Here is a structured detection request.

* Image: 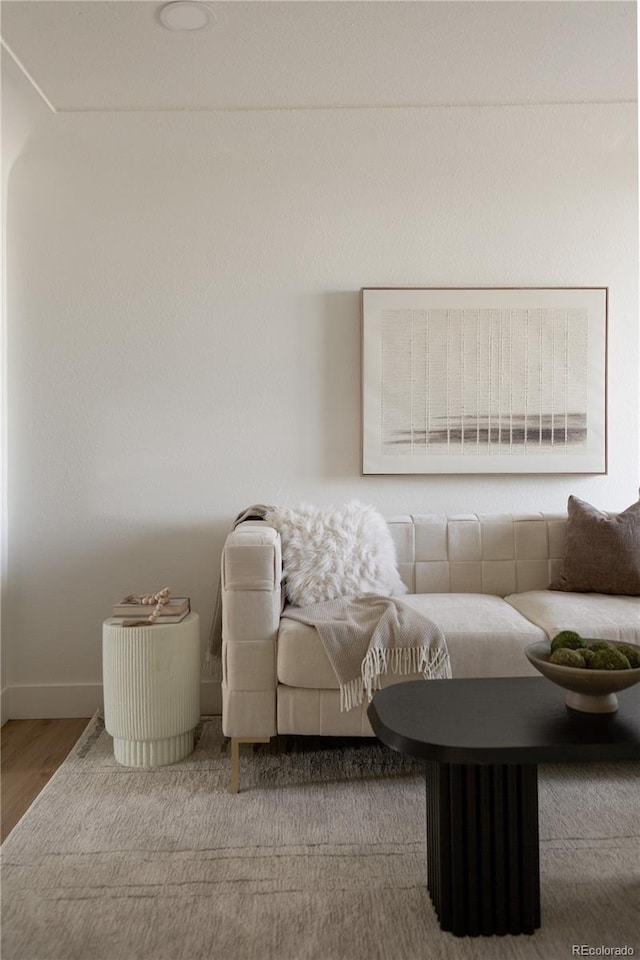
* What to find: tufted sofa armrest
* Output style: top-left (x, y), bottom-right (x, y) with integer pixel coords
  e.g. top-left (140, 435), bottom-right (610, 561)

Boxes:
top-left (221, 523), bottom-right (281, 741)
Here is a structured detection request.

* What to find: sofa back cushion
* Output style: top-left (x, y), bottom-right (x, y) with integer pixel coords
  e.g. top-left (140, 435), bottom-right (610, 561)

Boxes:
top-left (386, 513), bottom-right (567, 596)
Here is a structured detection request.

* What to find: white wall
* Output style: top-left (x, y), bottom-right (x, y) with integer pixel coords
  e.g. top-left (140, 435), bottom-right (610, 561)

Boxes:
top-left (4, 100), bottom-right (638, 716)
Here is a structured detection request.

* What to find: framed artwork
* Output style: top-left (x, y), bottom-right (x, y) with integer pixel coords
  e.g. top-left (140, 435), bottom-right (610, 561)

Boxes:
top-left (361, 287), bottom-right (608, 475)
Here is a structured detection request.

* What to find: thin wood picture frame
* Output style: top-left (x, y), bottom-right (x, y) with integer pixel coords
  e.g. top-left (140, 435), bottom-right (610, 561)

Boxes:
top-left (361, 287), bottom-right (608, 475)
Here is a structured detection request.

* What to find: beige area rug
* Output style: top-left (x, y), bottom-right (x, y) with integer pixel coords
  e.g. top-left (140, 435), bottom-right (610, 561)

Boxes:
top-left (2, 714), bottom-right (639, 960)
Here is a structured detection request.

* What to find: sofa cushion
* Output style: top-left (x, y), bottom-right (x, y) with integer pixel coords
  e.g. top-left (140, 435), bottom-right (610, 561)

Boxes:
top-left (505, 590), bottom-right (640, 643)
top-left (278, 616), bottom-right (340, 689)
top-left (277, 594), bottom-right (543, 688)
top-left (401, 595), bottom-right (543, 678)
top-left (549, 496), bottom-right (640, 595)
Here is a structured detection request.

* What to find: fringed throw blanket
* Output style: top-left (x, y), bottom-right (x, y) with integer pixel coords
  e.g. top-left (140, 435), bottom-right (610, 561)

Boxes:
top-left (282, 596), bottom-right (451, 712)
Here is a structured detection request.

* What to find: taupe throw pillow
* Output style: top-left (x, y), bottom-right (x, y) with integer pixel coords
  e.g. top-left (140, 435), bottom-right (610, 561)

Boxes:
top-left (549, 495), bottom-right (640, 595)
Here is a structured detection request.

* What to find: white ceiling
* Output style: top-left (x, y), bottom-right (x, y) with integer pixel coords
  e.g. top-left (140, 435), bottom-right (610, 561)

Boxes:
top-left (1, 0), bottom-right (637, 113)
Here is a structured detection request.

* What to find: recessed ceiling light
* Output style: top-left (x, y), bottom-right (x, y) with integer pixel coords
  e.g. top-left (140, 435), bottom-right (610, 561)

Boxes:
top-left (159, 1), bottom-right (214, 31)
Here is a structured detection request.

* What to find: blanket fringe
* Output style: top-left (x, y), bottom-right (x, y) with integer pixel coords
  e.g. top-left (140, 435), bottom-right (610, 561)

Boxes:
top-left (340, 644), bottom-right (451, 712)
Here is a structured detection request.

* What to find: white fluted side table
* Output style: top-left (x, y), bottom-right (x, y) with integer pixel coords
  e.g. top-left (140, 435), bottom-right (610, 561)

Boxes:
top-left (103, 613), bottom-right (201, 767)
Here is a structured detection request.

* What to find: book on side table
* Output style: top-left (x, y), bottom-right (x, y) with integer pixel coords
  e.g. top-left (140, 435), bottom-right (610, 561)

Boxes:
top-left (111, 597), bottom-right (190, 617)
top-left (108, 611), bottom-right (191, 625)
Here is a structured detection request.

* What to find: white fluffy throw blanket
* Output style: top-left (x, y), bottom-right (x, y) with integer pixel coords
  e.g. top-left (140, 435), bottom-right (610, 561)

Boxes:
top-left (283, 596), bottom-right (451, 712)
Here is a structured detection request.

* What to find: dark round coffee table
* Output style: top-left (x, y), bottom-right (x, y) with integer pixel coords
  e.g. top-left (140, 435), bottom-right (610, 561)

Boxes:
top-left (367, 676), bottom-right (640, 937)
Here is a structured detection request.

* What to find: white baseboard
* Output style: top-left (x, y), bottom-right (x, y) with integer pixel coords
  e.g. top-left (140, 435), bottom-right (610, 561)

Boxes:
top-left (4, 679), bottom-right (222, 720)
top-left (1, 685), bottom-right (9, 726)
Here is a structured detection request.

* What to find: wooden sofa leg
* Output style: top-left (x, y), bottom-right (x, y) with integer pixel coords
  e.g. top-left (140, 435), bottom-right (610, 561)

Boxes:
top-left (229, 737), bottom-right (271, 794)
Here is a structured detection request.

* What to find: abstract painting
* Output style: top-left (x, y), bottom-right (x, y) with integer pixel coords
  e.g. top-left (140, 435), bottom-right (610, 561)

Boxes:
top-left (361, 288), bottom-right (607, 474)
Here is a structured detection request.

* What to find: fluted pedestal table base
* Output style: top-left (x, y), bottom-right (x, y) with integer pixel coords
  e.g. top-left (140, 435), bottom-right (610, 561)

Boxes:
top-left (103, 613), bottom-right (201, 767)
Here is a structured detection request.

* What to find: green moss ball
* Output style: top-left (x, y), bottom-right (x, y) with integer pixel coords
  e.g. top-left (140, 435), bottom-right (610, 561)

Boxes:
top-left (551, 631), bottom-right (586, 652)
top-left (549, 648), bottom-right (587, 668)
top-left (615, 644), bottom-right (640, 669)
top-left (589, 648), bottom-right (631, 671)
top-left (581, 648), bottom-right (597, 665)
top-left (589, 641), bottom-right (614, 652)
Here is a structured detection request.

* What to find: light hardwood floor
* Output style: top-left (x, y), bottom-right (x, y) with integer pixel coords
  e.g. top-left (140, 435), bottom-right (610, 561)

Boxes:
top-left (1, 718), bottom-right (90, 842)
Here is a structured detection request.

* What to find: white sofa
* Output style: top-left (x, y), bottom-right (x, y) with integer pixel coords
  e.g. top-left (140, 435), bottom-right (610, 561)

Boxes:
top-left (220, 512), bottom-right (640, 790)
